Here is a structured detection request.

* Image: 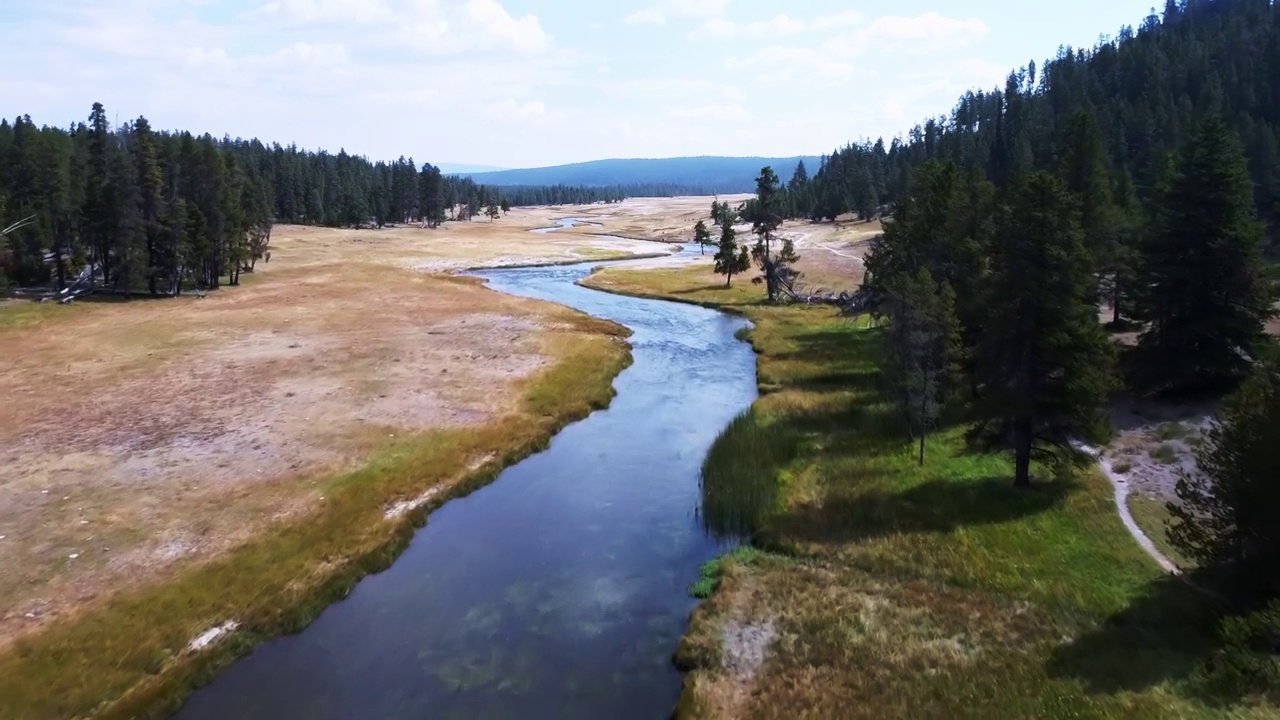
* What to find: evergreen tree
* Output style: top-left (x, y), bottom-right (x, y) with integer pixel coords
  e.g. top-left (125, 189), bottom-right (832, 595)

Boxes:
top-left (787, 160), bottom-right (813, 218)
top-left (865, 161), bottom-right (993, 379)
top-left (693, 219), bottom-right (711, 255)
top-left (969, 173), bottom-right (1115, 487)
top-left (105, 139), bottom-right (145, 293)
top-left (1058, 111), bottom-right (1120, 295)
top-left (882, 267), bottom-right (964, 464)
top-left (1170, 354), bottom-right (1280, 600)
top-left (713, 222), bottom-right (749, 287)
top-left (131, 117), bottom-right (165, 294)
top-left (81, 103), bottom-right (112, 283)
top-left (745, 166), bottom-right (796, 302)
top-left (419, 164), bottom-right (446, 228)
top-left (1133, 116), bottom-right (1273, 395)
top-left (485, 201), bottom-right (500, 222)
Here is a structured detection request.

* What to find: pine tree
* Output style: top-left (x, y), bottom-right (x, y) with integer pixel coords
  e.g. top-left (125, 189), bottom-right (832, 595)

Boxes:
top-left (1058, 111), bottom-right (1119, 294)
top-left (713, 222), bottom-right (749, 287)
top-left (1133, 116), bottom-right (1273, 395)
top-left (1169, 354), bottom-right (1280, 599)
top-left (970, 173), bottom-right (1115, 487)
top-left (131, 117), bottom-right (165, 294)
top-left (81, 103), bottom-right (112, 283)
top-left (883, 267), bottom-right (964, 464)
top-left (746, 166), bottom-right (794, 302)
top-left (106, 139), bottom-right (145, 293)
top-left (788, 160), bottom-right (813, 218)
top-left (693, 219), bottom-right (711, 255)
top-left (485, 202), bottom-right (500, 222)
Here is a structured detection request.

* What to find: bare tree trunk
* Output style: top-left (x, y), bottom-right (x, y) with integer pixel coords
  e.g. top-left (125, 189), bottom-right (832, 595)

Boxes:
top-left (1014, 417), bottom-right (1033, 488)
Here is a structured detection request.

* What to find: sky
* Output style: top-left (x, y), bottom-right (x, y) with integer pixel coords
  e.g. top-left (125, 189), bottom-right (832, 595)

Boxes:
top-left (0, 0), bottom-right (1161, 169)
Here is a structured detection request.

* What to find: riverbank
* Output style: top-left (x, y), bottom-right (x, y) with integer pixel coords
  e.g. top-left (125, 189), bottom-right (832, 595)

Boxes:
top-left (0, 295), bottom-right (631, 720)
top-left (582, 264), bottom-right (1266, 719)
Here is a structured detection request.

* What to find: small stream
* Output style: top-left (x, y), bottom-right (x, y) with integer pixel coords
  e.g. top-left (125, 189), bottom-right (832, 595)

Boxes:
top-left (173, 248), bottom-right (758, 719)
top-left (530, 217), bottom-right (602, 234)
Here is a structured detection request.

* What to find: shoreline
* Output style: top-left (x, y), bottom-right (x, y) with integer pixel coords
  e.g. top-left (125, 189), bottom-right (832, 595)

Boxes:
top-left (0, 291), bottom-right (635, 720)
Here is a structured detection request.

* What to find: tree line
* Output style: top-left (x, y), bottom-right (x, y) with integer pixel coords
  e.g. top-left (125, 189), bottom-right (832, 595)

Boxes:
top-left (697, 0), bottom-right (1280, 630)
top-left (849, 0), bottom-right (1280, 636)
top-left (0, 104), bottom-right (701, 292)
top-left (777, 0), bottom-right (1280, 248)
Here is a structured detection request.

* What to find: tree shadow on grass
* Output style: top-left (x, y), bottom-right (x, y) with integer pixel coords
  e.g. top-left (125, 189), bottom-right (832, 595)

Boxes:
top-left (671, 284), bottom-right (735, 296)
top-left (774, 327), bottom-right (887, 394)
top-left (773, 475), bottom-right (1073, 546)
top-left (1045, 572), bottom-right (1229, 700)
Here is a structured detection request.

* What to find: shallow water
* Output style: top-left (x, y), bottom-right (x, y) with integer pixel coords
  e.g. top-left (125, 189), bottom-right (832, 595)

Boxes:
top-left (173, 254), bottom-right (758, 719)
top-left (530, 217), bottom-right (601, 234)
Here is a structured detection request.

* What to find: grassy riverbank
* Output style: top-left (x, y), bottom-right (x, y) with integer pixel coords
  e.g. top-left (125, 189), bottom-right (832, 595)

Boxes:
top-left (583, 265), bottom-right (1266, 719)
top-left (0, 306), bottom-right (631, 720)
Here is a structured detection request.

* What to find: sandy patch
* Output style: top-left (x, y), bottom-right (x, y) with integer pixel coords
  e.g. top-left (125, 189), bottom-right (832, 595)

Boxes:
top-left (721, 618), bottom-right (776, 681)
top-left (188, 621), bottom-right (240, 653)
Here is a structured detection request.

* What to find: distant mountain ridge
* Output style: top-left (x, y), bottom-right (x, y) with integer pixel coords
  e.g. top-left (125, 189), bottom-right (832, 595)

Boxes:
top-left (463, 156), bottom-right (822, 195)
top-left (435, 162), bottom-right (510, 174)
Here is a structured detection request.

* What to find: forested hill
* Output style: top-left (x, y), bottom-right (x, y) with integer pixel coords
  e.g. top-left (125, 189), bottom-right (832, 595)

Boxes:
top-left (466, 156), bottom-right (822, 194)
top-left (0, 104), bottom-right (694, 292)
top-left (799, 0), bottom-right (1280, 240)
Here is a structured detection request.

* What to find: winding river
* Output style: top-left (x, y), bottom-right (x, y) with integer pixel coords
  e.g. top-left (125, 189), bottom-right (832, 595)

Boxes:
top-left (173, 247), bottom-right (759, 719)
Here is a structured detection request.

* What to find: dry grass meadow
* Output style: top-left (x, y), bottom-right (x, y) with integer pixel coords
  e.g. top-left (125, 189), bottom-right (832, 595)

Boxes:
top-left (0, 196), bottom-right (880, 718)
top-left (0, 206), bottom-right (671, 648)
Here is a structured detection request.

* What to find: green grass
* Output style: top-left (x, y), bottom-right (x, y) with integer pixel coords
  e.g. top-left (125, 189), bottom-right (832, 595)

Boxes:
top-left (584, 264), bottom-right (1267, 720)
top-left (1156, 422), bottom-right (1191, 442)
top-left (1151, 443), bottom-right (1181, 464)
top-left (0, 299), bottom-right (69, 329)
top-left (1128, 493), bottom-right (1198, 571)
top-left (0, 312), bottom-right (632, 720)
top-left (689, 547), bottom-right (770, 599)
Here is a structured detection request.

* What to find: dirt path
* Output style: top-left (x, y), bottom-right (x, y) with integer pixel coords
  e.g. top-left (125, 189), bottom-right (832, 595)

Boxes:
top-left (1085, 445), bottom-right (1181, 575)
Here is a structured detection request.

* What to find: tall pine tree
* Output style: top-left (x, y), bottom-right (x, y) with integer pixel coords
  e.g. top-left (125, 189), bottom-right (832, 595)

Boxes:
top-left (970, 173), bottom-right (1115, 487)
top-left (1133, 116), bottom-right (1273, 395)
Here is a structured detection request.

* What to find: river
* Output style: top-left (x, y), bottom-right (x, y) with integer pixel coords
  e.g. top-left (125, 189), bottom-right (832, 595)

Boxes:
top-left (173, 249), bottom-right (759, 719)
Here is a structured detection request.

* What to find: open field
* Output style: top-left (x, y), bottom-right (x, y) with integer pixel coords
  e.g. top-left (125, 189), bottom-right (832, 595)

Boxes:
top-left (0, 195), bottom-right (881, 718)
top-left (0, 201), bottom-right (684, 718)
top-left (0, 209), bottom-right (676, 649)
top-left (521, 194), bottom-right (878, 291)
top-left (582, 263), bottom-right (1265, 719)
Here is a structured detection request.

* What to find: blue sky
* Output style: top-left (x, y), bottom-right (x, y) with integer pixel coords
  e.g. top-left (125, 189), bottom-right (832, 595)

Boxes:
top-left (0, 0), bottom-right (1159, 168)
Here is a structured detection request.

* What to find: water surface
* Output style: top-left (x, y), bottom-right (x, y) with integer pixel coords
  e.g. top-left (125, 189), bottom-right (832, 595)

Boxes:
top-left (529, 217), bottom-right (601, 234)
top-left (174, 255), bottom-right (758, 719)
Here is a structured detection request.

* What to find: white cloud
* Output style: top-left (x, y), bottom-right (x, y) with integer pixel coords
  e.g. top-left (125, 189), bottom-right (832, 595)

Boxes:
top-left (694, 14), bottom-right (806, 38)
top-left (669, 104), bottom-right (750, 123)
top-left (625, 0), bottom-right (728, 26)
top-left (248, 0), bottom-right (552, 56)
top-left (250, 0), bottom-right (393, 24)
top-left (818, 12), bottom-right (987, 61)
top-left (720, 85), bottom-right (745, 102)
top-left (393, 0), bottom-right (552, 55)
top-left (624, 9), bottom-right (665, 25)
top-left (488, 99), bottom-right (565, 124)
top-left (728, 11), bottom-right (993, 86)
top-left (867, 12), bottom-right (988, 46)
top-left (811, 10), bottom-right (866, 31)
top-left (726, 46), bottom-right (856, 82)
top-left (665, 0), bottom-right (729, 19)
top-left (7, 0), bottom-right (1008, 167)
top-left (693, 11), bottom-right (864, 39)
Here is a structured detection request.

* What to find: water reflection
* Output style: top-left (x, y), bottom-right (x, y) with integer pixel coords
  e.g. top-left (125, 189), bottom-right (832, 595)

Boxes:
top-left (173, 256), bottom-right (758, 720)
